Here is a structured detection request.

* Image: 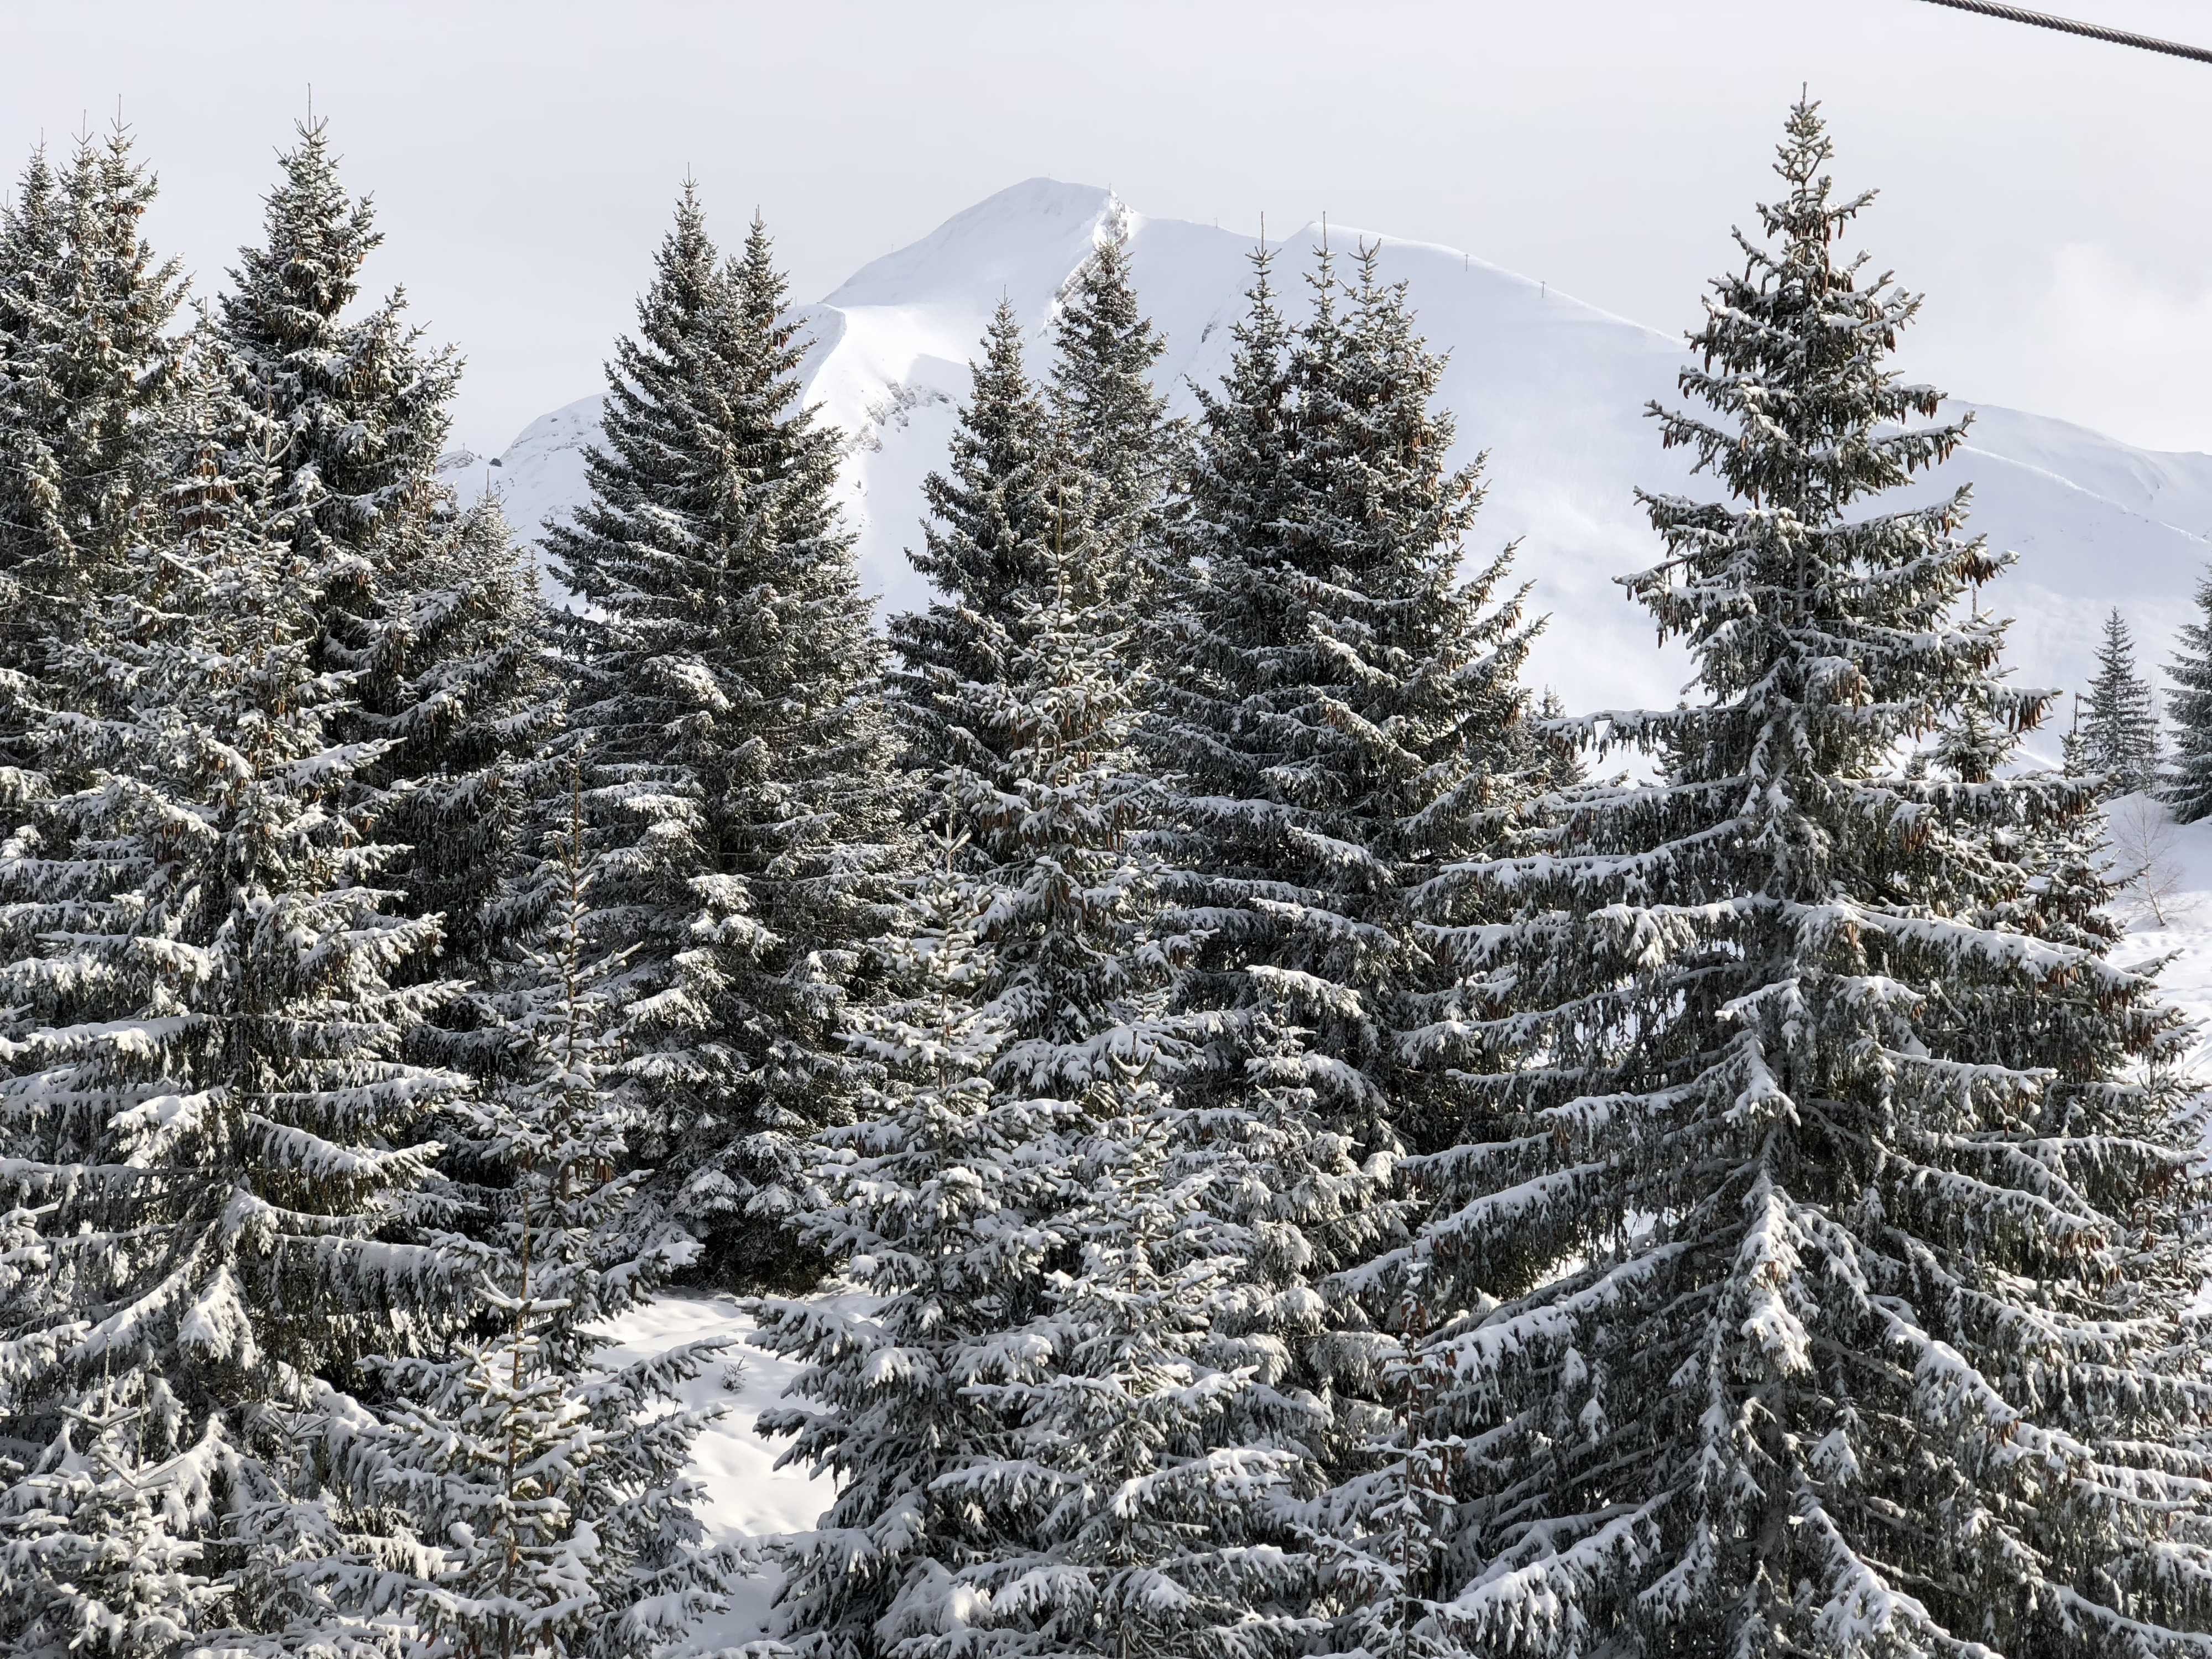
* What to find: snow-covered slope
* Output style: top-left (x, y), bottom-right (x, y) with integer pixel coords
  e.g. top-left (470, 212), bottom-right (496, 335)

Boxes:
top-left (2110, 797), bottom-right (2212, 1069)
top-left (460, 175), bottom-right (2212, 728)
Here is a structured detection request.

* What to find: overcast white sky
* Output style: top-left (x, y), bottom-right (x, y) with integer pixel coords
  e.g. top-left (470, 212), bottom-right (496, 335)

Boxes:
top-left (13, 1), bottom-right (2212, 458)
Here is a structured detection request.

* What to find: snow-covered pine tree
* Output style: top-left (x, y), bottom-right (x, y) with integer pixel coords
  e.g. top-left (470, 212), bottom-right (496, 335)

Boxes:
top-left (764, 860), bottom-right (1381, 1659)
top-left (1405, 100), bottom-right (2212, 1656)
top-left (922, 466), bottom-right (1174, 1098)
top-left (217, 117), bottom-right (455, 575)
top-left (888, 299), bottom-right (1058, 779)
top-left (2164, 570), bottom-right (2212, 821)
top-left (1297, 1287), bottom-right (1468, 1659)
top-left (0, 1376), bottom-right (234, 1659)
top-left (1522, 686), bottom-right (1585, 789)
top-left (2061, 706), bottom-right (2093, 778)
top-left (2082, 605), bottom-right (2160, 796)
top-left (7, 124), bottom-right (184, 608)
top-left (824, 469), bottom-right (1378, 1659)
top-left (1930, 631), bottom-right (2122, 992)
top-left (940, 273), bottom-right (1433, 1574)
top-left (1149, 236), bottom-right (1539, 1159)
top-left (751, 842), bottom-right (1084, 1659)
top-left (368, 488), bottom-right (561, 993)
top-left (0, 145), bottom-right (65, 714)
top-left (295, 775), bottom-right (741, 1659)
top-left (1045, 207), bottom-right (1172, 609)
top-left (0, 156), bottom-right (58, 840)
top-left (545, 191), bottom-right (904, 1288)
top-left (0, 357), bottom-right (469, 1657)
top-left (0, 128), bottom-right (184, 804)
top-left (889, 1047), bottom-right (1341, 1659)
top-left (216, 117), bottom-right (555, 978)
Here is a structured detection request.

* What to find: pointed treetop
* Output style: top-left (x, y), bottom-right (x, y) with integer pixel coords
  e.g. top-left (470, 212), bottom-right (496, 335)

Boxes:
top-left (227, 116), bottom-right (381, 332)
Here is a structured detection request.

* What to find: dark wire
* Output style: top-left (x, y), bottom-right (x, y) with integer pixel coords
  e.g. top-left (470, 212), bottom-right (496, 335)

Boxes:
top-left (1915, 0), bottom-right (2212, 65)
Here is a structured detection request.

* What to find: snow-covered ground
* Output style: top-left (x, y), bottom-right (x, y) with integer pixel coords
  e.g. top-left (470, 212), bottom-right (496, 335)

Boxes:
top-left (453, 176), bottom-right (2212, 735)
top-left (593, 1295), bottom-right (833, 1646)
top-left (2108, 795), bottom-right (2212, 1072)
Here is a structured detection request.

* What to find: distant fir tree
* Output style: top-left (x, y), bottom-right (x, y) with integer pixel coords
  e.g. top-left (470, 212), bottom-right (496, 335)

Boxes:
top-left (216, 117), bottom-right (555, 979)
top-left (2164, 571), bottom-right (2212, 821)
top-left (1046, 205), bottom-right (1172, 607)
top-left (1400, 100), bottom-right (2211, 1656)
top-left (545, 191), bottom-right (904, 1288)
top-left (1523, 686), bottom-right (1586, 787)
top-left (2061, 705), bottom-right (2093, 778)
top-left (0, 365), bottom-right (469, 1658)
top-left (0, 128), bottom-right (185, 796)
top-left (1932, 636), bottom-right (2122, 979)
top-left (888, 299), bottom-right (1057, 778)
top-left (752, 846), bottom-right (1086, 1659)
top-left (0, 145), bottom-right (64, 710)
top-left (1150, 237), bottom-right (1540, 1159)
top-left (2081, 605), bottom-right (2159, 796)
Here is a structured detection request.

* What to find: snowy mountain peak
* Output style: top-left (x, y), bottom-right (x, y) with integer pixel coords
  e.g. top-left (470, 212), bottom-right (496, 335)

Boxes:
top-left (824, 176), bottom-right (1121, 314)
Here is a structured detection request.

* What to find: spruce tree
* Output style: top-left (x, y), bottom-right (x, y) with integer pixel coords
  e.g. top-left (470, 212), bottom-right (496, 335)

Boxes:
top-left (1934, 641), bottom-right (2122, 978)
top-left (1402, 101), bottom-right (2212, 1656)
top-left (761, 851), bottom-right (1376, 1659)
top-left (12, 125), bottom-right (185, 608)
top-left (822, 495), bottom-right (1385, 1656)
top-left (921, 475), bottom-right (1176, 1096)
top-left (2082, 606), bottom-right (2160, 796)
top-left (895, 1056), bottom-right (1337, 1659)
top-left (0, 128), bottom-right (184, 802)
top-left (216, 117), bottom-right (554, 978)
top-left (2164, 571), bottom-right (2212, 821)
top-left (545, 192), bottom-right (904, 1287)
top-left (278, 783), bottom-right (742, 1659)
top-left (888, 299), bottom-right (1057, 779)
top-left (0, 1379), bottom-right (233, 1659)
top-left (752, 845), bottom-right (1084, 1659)
top-left (216, 118), bottom-right (456, 571)
top-left (1149, 238), bottom-right (1539, 1158)
top-left (368, 489), bottom-right (561, 991)
top-left (0, 364), bottom-right (469, 1657)
top-left (1298, 1289), bottom-right (1467, 1659)
top-left (1046, 210), bottom-right (1172, 606)
top-left (2061, 707), bottom-right (2093, 778)
top-left (788, 482), bottom-right (1371, 1656)
top-left (0, 145), bottom-right (65, 712)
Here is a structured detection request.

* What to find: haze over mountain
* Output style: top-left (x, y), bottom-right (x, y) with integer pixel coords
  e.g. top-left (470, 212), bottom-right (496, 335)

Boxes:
top-left (450, 178), bottom-right (2212, 729)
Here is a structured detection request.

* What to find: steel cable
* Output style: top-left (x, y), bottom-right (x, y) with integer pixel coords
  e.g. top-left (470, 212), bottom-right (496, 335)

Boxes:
top-left (1914, 0), bottom-right (2212, 64)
